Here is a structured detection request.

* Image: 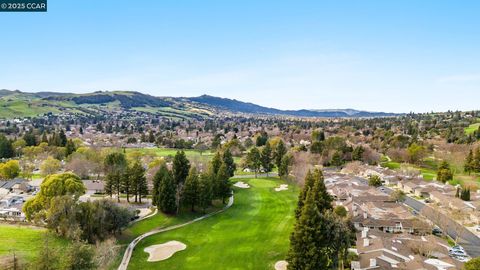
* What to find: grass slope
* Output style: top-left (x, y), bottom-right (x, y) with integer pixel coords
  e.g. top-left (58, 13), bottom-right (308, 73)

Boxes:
top-left (382, 160), bottom-right (480, 187)
top-left (465, 123), bottom-right (480, 135)
top-left (127, 177), bottom-right (297, 270)
top-left (0, 224), bottom-right (68, 262)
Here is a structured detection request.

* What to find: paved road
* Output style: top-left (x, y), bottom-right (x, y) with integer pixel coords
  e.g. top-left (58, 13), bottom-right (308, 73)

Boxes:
top-left (118, 194), bottom-right (234, 270)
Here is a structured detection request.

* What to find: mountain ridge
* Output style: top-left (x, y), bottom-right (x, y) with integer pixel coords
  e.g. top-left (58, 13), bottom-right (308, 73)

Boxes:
top-left (0, 89), bottom-right (399, 119)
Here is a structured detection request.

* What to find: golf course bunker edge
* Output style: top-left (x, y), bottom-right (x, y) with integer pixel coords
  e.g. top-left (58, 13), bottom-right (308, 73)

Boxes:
top-left (144, 240), bottom-right (187, 262)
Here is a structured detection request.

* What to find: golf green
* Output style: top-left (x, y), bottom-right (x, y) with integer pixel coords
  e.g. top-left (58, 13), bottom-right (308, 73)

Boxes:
top-left (127, 177), bottom-right (298, 269)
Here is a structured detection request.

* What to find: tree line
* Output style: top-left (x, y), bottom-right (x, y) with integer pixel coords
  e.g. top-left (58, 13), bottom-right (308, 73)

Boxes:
top-left (152, 149), bottom-right (235, 214)
top-left (244, 139), bottom-right (291, 178)
top-left (103, 152), bottom-right (148, 203)
top-left (464, 147), bottom-right (480, 174)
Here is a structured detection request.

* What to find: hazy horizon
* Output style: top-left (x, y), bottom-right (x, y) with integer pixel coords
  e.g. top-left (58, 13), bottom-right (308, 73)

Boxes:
top-left (2, 1), bottom-right (480, 113)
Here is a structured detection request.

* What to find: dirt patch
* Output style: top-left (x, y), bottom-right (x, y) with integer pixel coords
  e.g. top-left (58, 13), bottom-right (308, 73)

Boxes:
top-left (144, 241), bottom-right (186, 262)
top-left (275, 184), bottom-right (288, 192)
top-left (274, 260), bottom-right (288, 270)
top-left (234, 181), bottom-right (250, 188)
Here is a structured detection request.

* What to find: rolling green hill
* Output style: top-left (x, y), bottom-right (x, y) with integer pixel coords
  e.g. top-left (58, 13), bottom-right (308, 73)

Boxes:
top-left (0, 89), bottom-right (399, 120)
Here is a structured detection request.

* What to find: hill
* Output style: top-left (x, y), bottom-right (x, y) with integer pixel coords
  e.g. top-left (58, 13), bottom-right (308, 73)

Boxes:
top-left (187, 95), bottom-right (397, 117)
top-left (0, 89), bottom-right (399, 119)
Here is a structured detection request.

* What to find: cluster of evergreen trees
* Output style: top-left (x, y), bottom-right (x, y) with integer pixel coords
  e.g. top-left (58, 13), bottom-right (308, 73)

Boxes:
top-left (152, 150), bottom-right (235, 214)
top-left (287, 169), bottom-right (353, 269)
top-left (245, 139), bottom-right (291, 178)
top-left (104, 152), bottom-right (148, 203)
top-left (464, 148), bottom-right (480, 174)
top-left (455, 186), bottom-right (471, 201)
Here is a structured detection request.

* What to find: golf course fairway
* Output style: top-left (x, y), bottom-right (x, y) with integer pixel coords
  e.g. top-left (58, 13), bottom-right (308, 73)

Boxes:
top-left (127, 177), bottom-right (298, 269)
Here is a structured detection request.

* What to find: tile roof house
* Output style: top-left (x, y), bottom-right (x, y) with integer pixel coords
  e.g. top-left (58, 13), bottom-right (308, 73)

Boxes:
top-left (429, 191), bottom-right (474, 212)
top-left (352, 229), bottom-right (459, 270)
top-left (0, 178), bottom-right (31, 194)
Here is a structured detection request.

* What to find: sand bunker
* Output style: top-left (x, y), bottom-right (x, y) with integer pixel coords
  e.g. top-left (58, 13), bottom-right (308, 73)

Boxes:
top-left (144, 241), bottom-right (187, 262)
top-left (274, 260), bottom-right (288, 270)
top-left (234, 181), bottom-right (250, 188)
top-left (275, 184), bottom-right (288, 192)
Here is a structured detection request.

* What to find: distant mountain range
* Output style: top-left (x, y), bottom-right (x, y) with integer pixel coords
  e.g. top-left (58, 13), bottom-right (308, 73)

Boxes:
top-left (188, 94), bottom-right (397, 118)
top-left (0, 89), bottom-right (399, 119)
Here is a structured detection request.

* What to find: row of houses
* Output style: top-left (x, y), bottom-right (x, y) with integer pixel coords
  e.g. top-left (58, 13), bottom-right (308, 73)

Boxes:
top-left (0, 178), bottom-right (107, 221)
top-left (353, 229), bottom-right (461, 270)
top-left (326, 173), bottom-right (429, 235)
top-left (0, 179), bottom-right (33, 221)
top-left (325, 172), bottom-right (460, 270)
top-left (397, 179), bottom-right (480, 224)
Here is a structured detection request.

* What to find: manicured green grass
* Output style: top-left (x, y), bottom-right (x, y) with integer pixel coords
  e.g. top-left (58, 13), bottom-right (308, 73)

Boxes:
top-left (125, 147), bottom-right (242, 173)
top-left (127, 177), bottom-right (298, 270)
top-left (119, 204), bottom-right (224, 245)
top-left (381, 161), bottom-right (435, 180)
top-left (382, 159), bottom-right (480, 187)
top-left (109, 202), bottom-right (226, 269)
top-left (382, 161), bottom-right (401, 170)
top-left (0, 224), bottom-right (69, 262)
top-left (465, 123), bottom-right (480, 135)
top-left (125, 147), bottom-right (213, 159)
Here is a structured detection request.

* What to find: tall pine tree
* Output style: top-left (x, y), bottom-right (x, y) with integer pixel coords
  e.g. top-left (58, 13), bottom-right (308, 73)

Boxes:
top-left (287, 180), bottom-right (351, 269)
top-left (198, 172), bottom-right (213, 213)
top-left (261, 142), bottom-right (273, 176)
top-left (158, 168), bottom-right (177, 214)
top-left (183, 167), bottom-right (199, 211)
top-left (216, 163), bottom-right (232, 204)
top-left (295, 170), bottom-right (315, 219)
top-left (222, 149), bottom-right (236, 178)
top-left (274, 140), bottom-right (287, 169)
top-left (130, 161), bottom-right (147, 203)
top-left (210, 152), bottom-right (222, 175)
top-left (152, 164), bottom-right (168, 206)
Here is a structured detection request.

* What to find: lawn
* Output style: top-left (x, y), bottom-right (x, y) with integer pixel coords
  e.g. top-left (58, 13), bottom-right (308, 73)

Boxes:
top-left (125, 147), bottom-right (243, 172)
top-left (465, 123), bottom-right (480, 135)
top-left (109, 201), bottom-right (226, 269)
top-left (125, 147), bottom-right (213, 158)
top-left (381, 159), bottom-right (480, 188)
top-left (118, 203), bottom-right (225, 245)
top-left (0, 224), bottom-right (69, 262)
top-left (382, 161), bottom-right (401, 170)
top-left (127, 177), bottom-right (298, 270)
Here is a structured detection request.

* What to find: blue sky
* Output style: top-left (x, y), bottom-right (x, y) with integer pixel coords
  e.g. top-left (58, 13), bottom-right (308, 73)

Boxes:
top-left (1, 0), bottom-right (479, 113)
